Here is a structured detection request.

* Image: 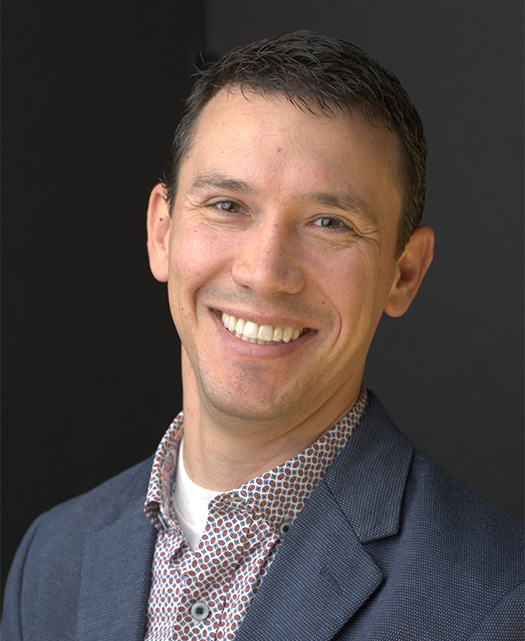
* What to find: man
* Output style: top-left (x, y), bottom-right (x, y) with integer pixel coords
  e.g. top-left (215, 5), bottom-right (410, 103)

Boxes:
top-left (2, 31), bottom-right (523, 640)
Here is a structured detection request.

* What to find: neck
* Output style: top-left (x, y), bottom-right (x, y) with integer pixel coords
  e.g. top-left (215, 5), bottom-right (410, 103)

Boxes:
top-left (180, 352), bottom-right (361, 491)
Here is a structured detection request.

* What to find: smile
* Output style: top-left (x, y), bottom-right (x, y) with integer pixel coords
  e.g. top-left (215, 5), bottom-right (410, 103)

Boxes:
top-left (221, 312), bottom-right (305, 345)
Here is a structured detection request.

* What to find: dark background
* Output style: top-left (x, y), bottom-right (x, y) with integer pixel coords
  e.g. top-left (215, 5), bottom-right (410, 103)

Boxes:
top-left (2, 0), bottom-right (523, 593)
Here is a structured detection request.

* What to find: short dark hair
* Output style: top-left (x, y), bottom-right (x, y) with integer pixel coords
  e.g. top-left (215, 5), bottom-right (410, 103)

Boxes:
top-left (164, 30), bottom-right (426, 256)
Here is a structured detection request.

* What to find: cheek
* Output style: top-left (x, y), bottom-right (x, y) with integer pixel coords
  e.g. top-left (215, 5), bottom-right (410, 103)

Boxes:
top-left (323, 252), bottom-right (391, 326)
top-left (169, 227), bottom-right (232, 296)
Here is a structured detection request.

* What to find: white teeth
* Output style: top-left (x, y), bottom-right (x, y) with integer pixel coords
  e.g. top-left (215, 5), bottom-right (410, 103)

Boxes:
top-left (243, 321), bottom-right (259, 339)
top-left (257, 324), bottom-right (274, 342)
top-left (221, 313), bottom-right (304, 345)
top-left (235, 318), bottom-right (245, 335)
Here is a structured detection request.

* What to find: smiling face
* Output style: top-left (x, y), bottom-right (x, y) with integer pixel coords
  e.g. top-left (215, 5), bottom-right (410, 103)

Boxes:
top-left (148, 89), bottom-right (433, 439)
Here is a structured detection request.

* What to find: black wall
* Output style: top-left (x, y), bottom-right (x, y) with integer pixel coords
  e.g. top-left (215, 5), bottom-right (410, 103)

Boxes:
top-left (2, 0), bottom-right (204, 591)
top-left (2, 0), bottom-right (523, 593)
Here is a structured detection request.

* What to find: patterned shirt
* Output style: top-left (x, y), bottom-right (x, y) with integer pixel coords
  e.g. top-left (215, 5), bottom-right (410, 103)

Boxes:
top-left (143, 387), bottom-right (368, 640)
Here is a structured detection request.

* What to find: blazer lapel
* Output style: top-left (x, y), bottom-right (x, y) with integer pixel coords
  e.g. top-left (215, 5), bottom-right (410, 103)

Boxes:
top-left (235, 480), bottom-right (383, 641)
top-left (236, 393), bottom-right (414, 641)
top-left (76, 466), bottom-right (157, 641)
top-left (324, 392), bottom-right (414, 543)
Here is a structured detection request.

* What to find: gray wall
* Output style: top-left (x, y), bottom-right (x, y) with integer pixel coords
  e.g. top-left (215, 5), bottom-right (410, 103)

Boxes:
top-left (206, 0), bottom-right (524, 522)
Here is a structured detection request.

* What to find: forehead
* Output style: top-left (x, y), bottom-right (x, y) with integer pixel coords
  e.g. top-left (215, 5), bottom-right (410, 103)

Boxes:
top-left (190, 88), bottom-right (399, 165)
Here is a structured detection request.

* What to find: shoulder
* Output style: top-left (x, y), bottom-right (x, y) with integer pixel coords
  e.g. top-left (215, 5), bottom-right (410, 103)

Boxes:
top-left (34, 455), bottom-right (155, 528)
top-left (404, 447), bottom-right (523, 566)
top-left (364, 393), bottom-right (522, 570)
top-left (8, 454), bottom-right (155, 567)
top-left (405, 442), bottom-right (523, 544)
top-left (381, 428), bottom-right (523, 637)
top-left (360, 391), bottom-right (522, 550)
top-left (326, 394), bottom-right (524, 638)
top-left (2, 456), bottom-right (156, 638)
top-left (395, 450), bottom-right (523, 638)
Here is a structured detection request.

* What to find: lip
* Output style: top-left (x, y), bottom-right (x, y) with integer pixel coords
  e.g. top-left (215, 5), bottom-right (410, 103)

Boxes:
top-left (209, 308), bottom-right (315, 358)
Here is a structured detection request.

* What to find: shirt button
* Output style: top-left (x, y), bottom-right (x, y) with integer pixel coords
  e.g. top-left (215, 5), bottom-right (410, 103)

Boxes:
top-left (279, 519), bottom-right (293, 536)
top-left (190, 601), bottom-right (210, 621)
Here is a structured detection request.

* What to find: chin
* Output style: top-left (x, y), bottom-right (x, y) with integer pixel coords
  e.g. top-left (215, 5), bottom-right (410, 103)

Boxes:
top-left (201, 379), bottom-right (299, 427)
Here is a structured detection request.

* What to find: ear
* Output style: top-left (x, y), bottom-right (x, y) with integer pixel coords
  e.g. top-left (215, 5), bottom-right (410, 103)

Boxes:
top-left (384, 225), bottom-right (435, 318)
top-left (146, 183), bottom-right (171, 283)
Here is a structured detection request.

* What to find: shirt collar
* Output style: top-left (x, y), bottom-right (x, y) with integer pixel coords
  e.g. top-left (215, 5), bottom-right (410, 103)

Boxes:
top-left (144, 387), bottom-right (368, 533)
top-left (144, 412), bottom-right (183, 531)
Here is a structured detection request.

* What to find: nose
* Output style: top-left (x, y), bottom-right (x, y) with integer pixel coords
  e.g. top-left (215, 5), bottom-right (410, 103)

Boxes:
top-left (231, 220), bottom-right (305, 297)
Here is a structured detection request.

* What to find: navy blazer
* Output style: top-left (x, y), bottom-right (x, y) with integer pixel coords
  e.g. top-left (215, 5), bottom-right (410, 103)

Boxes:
top-left (2, 393), bottom-right (524, 640)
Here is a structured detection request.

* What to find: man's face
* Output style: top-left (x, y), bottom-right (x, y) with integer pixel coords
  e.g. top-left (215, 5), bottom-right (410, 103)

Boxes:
top-left (151, 89), bottom-right (413, 433)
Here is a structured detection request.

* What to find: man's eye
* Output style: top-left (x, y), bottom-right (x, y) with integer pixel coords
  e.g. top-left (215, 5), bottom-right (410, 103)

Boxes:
top-left (313, 217), bottom-right (348, 230)
top-left (214, 201), bottom-right (243, 214)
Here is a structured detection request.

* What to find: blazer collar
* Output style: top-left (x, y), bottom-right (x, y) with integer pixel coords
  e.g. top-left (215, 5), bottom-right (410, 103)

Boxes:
top-left (324, 391), bottom-right (414, 542)
top-left (76, 458), bottom-right (157, 641)
top-left (235, 392), bottom-right (414, 641)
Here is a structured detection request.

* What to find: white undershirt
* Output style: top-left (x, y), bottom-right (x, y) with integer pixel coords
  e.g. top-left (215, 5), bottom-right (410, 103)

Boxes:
top-left (172, 437), bottom-right (221, 551)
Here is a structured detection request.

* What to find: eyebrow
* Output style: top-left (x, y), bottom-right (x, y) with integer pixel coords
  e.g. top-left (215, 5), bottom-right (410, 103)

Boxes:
top-left (188, 172), bottom-right (380, 229)
top-left (188, 173), bottom-right (257, 196)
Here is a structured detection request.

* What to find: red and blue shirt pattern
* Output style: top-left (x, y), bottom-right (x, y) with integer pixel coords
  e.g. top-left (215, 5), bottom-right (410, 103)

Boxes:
top-left (143, 387), bottom-right (368, 640)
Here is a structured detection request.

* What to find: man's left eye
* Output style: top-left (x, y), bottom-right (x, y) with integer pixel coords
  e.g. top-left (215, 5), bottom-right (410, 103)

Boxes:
top-left (215, 201), bottom-right (243, 214)
top-left (313, 217), bottom-right (348, 230)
